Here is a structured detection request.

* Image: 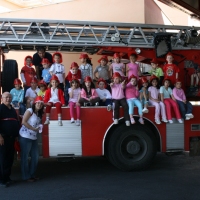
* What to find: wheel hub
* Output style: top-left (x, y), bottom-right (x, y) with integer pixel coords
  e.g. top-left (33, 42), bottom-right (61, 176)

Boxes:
top-left (126, 141), bottom-right (141, 154)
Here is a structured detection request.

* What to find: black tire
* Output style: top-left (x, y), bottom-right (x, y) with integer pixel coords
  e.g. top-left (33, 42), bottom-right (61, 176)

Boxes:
top-left (2, 59), bottom-right (18, 93)
top-left (107, 125), bottom-right (157, 171)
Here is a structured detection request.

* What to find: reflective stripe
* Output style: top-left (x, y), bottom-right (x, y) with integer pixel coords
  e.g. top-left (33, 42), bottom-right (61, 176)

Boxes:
top-left (0, 118), bottom-right (18, 121)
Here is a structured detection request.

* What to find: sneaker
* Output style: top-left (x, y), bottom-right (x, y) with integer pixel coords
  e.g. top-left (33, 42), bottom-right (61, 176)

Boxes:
top-left (125, 121), bottom-right (130, 126)
top-left (142, 108), bottom-right (149, 113)
top-left (71, 118), bottom-right (75, 123)
top-left (162, 118), bottom-right (168, 123)
top-left (130, 117), bottom-right (135, 124)
top-left (185, 116), bottom-right (190, 120)
top-left (95, 102), bottom-right (99, 106)
top-left (0, 182), bottom-right (9, 188)
top-left (107, 104), bottom-right (112, 111)
top-left (76, 120), bottom-right (80, 126)
top-left (138, 118), bottom-right (144, 124)
top-left (168, 120), bottom-right (173, 124)
top-left (58, 121), bottom-right (63, 126)
top-left (44, 119), bottom-right (50, 125)
top-left (155, 119), bottom-right (161, 124)
top-left (188, 113), bottom-right (194, 118)
top-left (114, 119), bottom-right (118, 124)
top-left (178, 119), bottom-right (183, 123)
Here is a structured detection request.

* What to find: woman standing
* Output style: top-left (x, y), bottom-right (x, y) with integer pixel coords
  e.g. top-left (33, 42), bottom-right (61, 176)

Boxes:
top-left (19, 96), bottom-right (44, 182)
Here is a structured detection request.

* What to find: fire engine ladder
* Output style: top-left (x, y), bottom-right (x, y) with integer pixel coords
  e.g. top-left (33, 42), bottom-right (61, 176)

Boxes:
top-left (0, 18), bottom-right (200, 53)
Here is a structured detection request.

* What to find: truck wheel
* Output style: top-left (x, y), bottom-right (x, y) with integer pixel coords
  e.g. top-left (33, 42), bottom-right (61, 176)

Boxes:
top-left (107, 126), bottom-right (157, 171)
top-left (2, 59), bottom-right (18, 93)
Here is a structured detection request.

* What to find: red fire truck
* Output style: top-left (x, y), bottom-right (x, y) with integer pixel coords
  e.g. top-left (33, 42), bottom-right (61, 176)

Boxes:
top-left (1, 19), bottom-right (200, 171)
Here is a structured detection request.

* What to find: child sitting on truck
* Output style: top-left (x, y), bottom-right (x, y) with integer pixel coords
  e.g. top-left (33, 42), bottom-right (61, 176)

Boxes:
top-left (110, 72), bottom-right (130, 126)
top-left (160, 78), bottom-right (182, 124)
top-left (37, 80), bottom-right (47, 99)
top-left (41, 58), bottom-right (51, 86)
top-left (95, 78), bottom-right (112, 111)
top-left (44, 75), bottom-right (65, 126)
top-left (139, 77), bottom-right (149, 113)
top-left (68, 79), bottom-right (81, 126)
top-left (125, 74), bottom-right (144, 125)
top-left (173, 79), bottom-right (194, 120)
top-left (79, 76), bottom-right (100, 106)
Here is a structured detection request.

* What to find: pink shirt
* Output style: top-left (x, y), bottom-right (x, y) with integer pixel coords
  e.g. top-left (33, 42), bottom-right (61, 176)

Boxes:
top-left (127, 62), bottom-right (139, 78)
top-left (68, 88), bottom-right (81, 103)
top-left (172, 87), bottom-right (186, 101)
top-left (125, 82), bottom-right (139, 99)
top-left (110, 63), bottom-right (125, 77)
top-left (111, 83), bottom-right (125, 99)
top-left (148, 86), bottom-right (159, 99)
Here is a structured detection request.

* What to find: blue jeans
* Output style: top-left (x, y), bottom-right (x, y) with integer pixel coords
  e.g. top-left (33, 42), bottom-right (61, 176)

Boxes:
top-left (99, 99), bottom-right (112, 106)
top-left (127, 98), bottom-right (143, 115)
top-left (12, 101), bottom-right (26, 115)
top-left (19, 136), bottom-right (39, 180)
top-left (176, 100), bottom-right (193, 119)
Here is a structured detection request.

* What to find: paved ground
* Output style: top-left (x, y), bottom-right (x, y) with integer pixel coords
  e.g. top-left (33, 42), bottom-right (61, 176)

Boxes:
top-left (1, 153), bottom-right (200, 200)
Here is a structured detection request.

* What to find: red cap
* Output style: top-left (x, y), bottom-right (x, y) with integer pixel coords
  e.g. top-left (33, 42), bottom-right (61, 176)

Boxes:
top-left (175, 79), bottom-right (182, 84)
top-left (50, 75), bottom-right (60, 83)
top-left (98, 56), bottom-right (108, 63)
top-left (84, 76), bottom-right (92, 82)
top-left (149, 75), bottom-right (159, 83)
top-left (166, 52), bottom-right (173, 58)
top-left (41, 58), bottom-right (50, 64)
top-left (70, 62), bottom-right (79, 69)
top-left (97, 78), bottom-right (107, 88)
top-left (129, 74), bottom-right (137, 82)
top-left (38, 80), bottom-right (47, 88)
top-left (113, 53), bottom-right (120, 59)
top-left (79, 53), bottom-right (91, 59)
top-left (112, 72), bottom-right (121, 79)
top-left (53, 52), bottom-right (63, 63)
top-left (30, 77), bottom-right (38, 83)
top-left (141, 77), bottom-right (148, 84)
top-left (150, 58), bottom-right (159, 64)
top-left (13, 78), bottom-right (22, 85)
top-left (163, 76), bottom-right (172, 83)
top-left (24, 55), bottom-right (33, 66)
top-left (34, 96), bottom-right (44, 103)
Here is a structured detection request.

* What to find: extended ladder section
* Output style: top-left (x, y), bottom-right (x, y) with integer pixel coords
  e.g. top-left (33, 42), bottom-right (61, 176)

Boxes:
top-left (0, 18), bottom-right (200, 53)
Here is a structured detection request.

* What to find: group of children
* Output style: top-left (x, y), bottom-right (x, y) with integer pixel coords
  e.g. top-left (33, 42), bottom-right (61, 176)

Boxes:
top-left (10, 51), bottom-right (194, 127)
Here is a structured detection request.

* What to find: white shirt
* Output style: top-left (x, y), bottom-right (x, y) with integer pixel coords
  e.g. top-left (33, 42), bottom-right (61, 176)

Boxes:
top-left (25, 87), bottom-right (40, 98)
top-left (49, 63), bottom-right (65, 83)
top-left (49, 88), bottom-right (60, 103)
top-left (19, 108), bottom-right (41, 140)
top-left (96, 88), bottom-right (112, 99)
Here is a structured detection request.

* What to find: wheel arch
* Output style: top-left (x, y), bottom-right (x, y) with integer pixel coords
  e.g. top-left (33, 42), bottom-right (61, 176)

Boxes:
top-left (103, 116), bottom-right (162, 156)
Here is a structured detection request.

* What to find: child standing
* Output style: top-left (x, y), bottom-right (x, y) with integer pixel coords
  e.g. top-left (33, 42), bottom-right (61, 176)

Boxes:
top-left (148, 75), bottom-right (168, 124)
top-left (10, 78), bottom-right (26, 115)
top-left (68, 79), bottom-right (81, 126)
top-left (125, 74), bottom-right (144, 125)
top-left (173, 79), bottom-right (194, 120)
top-left (25, 78), bottom-right (40, 108)
top-left (44, 75), bottom-right (65, 126)
top-left (37, 80), bottom-right (47, 99)
top-left (79, 53), bottom-right (93, 84)
top-left (20, 56), bottom-right (37, 95)
top-left (163, 53), bottom-right (180, 86)
top-left (149, 58), bottom-right (164, 86)
top-left (139, 77), bottom-right (149, 113)
top-left (65, 62), bottom-right (81, 105)
top-left (41, 58), bottom-right (51, 85)
top-left (94, 56), bottom-right (110, 84)
top-left (95, 78), bottom-right (112, 111)
top-left (110, 72), bottom-right (130, 126)
top-left (160, 78), bottom-right (183, 123)
top-left (49, 52), bottom-right (65, 91)
top-left (109, 53), bottom-right (125, 78)
top-left (79, 76), bottom-right (100, 106)
top-left (126, 54), bottom-right (141, 78)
